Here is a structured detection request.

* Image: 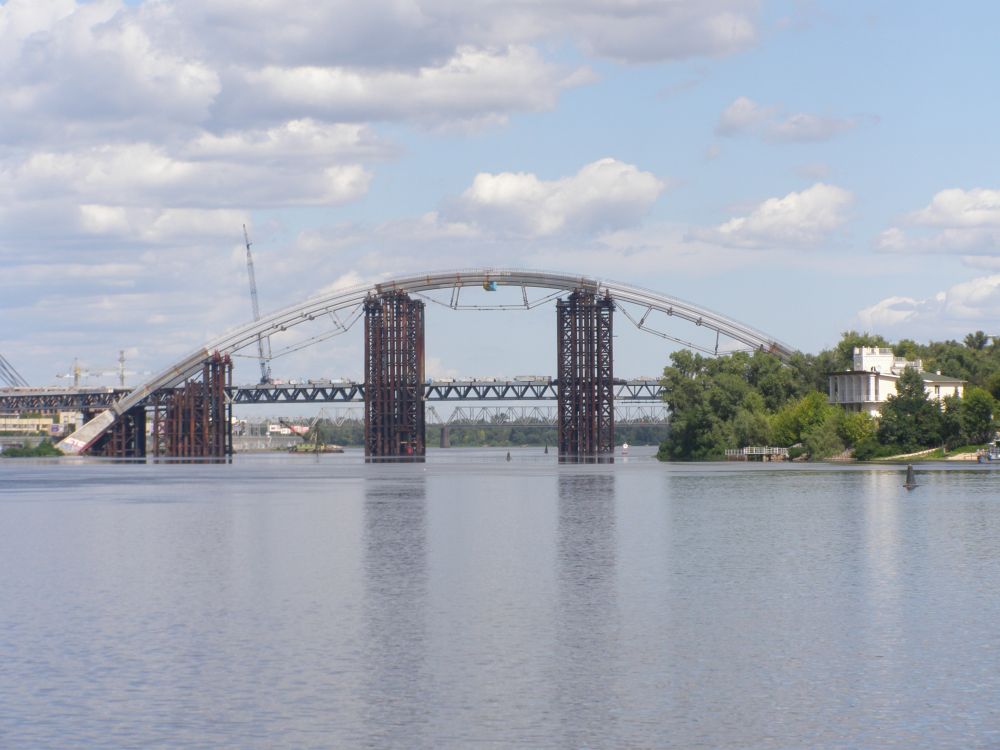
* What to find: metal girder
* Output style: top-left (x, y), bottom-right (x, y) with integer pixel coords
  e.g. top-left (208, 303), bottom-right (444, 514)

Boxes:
top-left (231, 382), bottom-right (365, 404)
top-left (557, 290), bottom-right (615, 459)
top-left (148, 353), bottom-right (233, 459)
top-left (2, 378), bottom-right (664, 412)
top-left (90, 406), bottom-right (146, 458)
top-left (227, 378), bottom-right (663, 403)
top-left (364, 291), bottom-right (425, 459)
top-left (3, 377), bottom-right (666, 415)
top-left (0, 386), bottom-right (129, 411)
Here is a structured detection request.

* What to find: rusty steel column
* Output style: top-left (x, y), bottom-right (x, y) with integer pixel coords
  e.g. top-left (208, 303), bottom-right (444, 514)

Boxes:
top-left (91, 405), bottom-right (147, 458)
top-left (149, 352), bottom-right (232, 459)
top-left (556, 290), bottom-right (614, 461)
top-left (364, 291), bottom-right (425, 460)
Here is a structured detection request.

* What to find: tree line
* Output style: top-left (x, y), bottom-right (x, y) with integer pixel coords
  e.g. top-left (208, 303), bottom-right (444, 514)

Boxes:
top-left (311, 419), bottom-right (667, 448)
top-left (657, 331), bottom-right (1000, 461)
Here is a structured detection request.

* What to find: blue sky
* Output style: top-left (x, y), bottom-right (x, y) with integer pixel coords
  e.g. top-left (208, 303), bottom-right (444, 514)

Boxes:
top-left (2, 1), bottom-right (999, 387)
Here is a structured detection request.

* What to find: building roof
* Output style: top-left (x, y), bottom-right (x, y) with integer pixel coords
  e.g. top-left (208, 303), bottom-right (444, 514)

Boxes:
top-left (921, 373), bottom-right (966, 385)
top-left (831, 370), bottom-right (966, 385)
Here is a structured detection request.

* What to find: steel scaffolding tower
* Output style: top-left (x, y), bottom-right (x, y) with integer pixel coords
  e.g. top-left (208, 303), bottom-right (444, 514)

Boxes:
top-left (556, 290), bottom-right (614, 460)
top-left (90, 406), bottom-right (147, 458)
top-left (149, 352), bottom-right (233, 458)
top-left (364, 291), bottom-right (425, 459)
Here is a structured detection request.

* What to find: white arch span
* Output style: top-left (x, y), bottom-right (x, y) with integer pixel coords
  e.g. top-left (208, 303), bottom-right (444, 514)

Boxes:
top-left (58, 268), bottom-right (794, 454)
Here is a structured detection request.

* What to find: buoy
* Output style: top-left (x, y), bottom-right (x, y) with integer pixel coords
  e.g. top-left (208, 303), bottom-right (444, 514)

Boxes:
top-left (904, 464), bottom-right (918, 490)
top-left (506, 451), bottom-right (511, 462)
top-left (544, 444), bottom-right (548, 454)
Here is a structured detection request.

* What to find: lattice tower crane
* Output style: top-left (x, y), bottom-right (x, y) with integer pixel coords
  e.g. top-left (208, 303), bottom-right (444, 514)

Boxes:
top-left (244, 224), bottom-right (272, 384)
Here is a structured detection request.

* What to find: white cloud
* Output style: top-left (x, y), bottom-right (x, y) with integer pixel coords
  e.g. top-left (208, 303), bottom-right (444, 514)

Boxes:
top-left (157, 0), bottom-right (759, 68)
top-left (225, 45), bottom-right (582, 128)
top-left (858, 275), bottom-right (1000, 333)
top-left (183, 120), bottom-right (391, 163)
top-left (908, 188), bottom-right (1000, 228)
top-left (554, 1), bottom-right (758, 63)
top-left (0, 136), bottom-right (371, 251)
top-left (857, 295), bottom-right (930, 329)
top-left (716, 96), bottom-right (774, 135)
top-left (716, 96), bottom-right (859, 143)
top-left (1, 1), bottom-right (760, 143)
top-left (693, 183), bottom-right (854, 248)
top-left (78, 206), bottom-right (252, 244)
top-left (877, 188), bottom-right (1000, 255)
top-left (453, 158), bottom-right (665, 237)
top-left (0, 0), bottom-right (220, 143)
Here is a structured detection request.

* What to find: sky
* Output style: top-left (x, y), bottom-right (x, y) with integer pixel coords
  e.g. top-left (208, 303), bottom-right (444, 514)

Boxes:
top-left (2, 0), bottom-right (1000, 389)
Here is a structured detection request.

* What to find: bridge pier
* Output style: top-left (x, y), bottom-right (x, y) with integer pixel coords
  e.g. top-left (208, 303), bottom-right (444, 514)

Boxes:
top-left (149, 352), bottom-right (233, 459)
top-left (364, 291), bottom-right (425, 460)
top-left (90, 405), bottom-right (146, 458)
top-left (556, 290), bottom-right (615, 462)
top-left (439, 424), bottom-right (450, 449)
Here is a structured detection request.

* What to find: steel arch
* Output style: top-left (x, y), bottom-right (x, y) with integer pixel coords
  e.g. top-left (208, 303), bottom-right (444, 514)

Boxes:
top-left (58, 268), bottom-right (793, 454)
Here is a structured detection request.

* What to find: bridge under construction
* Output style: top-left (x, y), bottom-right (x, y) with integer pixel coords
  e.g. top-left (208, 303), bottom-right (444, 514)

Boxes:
top-left (5, 269), bottom-right (792, 462)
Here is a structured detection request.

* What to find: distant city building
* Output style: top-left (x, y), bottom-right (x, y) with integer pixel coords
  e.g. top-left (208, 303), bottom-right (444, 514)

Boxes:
top-left (828, 347), bottom-right (965, 416)
top-left (0, 414), bottom-right (55, 435)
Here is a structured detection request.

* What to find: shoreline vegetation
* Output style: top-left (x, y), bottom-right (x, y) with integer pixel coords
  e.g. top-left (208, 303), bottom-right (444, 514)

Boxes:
top-left (0, 441), bottom-right (63, 458)
top-left (656, 330), bottom-right (1000, 463)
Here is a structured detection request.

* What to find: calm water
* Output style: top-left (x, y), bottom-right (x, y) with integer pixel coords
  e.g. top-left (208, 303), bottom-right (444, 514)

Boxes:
top-left (2, 448), bottom-right (1000, 749)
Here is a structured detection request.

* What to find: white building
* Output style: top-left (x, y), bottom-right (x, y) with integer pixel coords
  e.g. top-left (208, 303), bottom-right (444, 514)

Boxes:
top-left (828, 347), bottom-right (965, 416)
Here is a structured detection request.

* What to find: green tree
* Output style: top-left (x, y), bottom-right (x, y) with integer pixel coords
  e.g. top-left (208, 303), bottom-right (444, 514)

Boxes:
top-left (940, 395), bottom-right (963, 449)
top-left (877, 367), bottom-right (942, 451)
top-left (959, 387), bottom-right (995, 444)
top-left (658, 350), bottom-right (723, 459)
top-left (986, 371), bottom-right (1000, 401)
top-left (894, 338), bottom-right (922, 360)
top-left (834, 331), bottom-right (890, 370)
top-left (771, 391), bottom-right (836, 446)
top-left (965, 331), bottom-right (990, 350)
top-left (730, 391), bottom-right (772, 447)
top-left (745, 351), bottom-right (807, 410)
top-left (803, 417), bottom-right (845, 460)
top-left (838, 411), bottom-right (877, 447)
top-left (657, 349), bottom-right (795, 460)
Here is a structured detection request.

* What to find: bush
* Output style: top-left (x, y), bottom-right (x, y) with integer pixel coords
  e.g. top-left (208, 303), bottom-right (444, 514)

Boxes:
top-left (852, 437), bottom-right (900, 461)
top-left (1, 441), bottom-right (63, 458)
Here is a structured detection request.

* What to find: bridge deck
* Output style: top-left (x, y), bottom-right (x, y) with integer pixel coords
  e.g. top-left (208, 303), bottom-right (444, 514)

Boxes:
top-left (1, 379), bottom-right (665, 410)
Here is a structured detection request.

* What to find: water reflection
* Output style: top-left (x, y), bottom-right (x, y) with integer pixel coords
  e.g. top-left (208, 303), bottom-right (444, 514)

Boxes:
top-left (361, 472), bottom-right (429, 748)
top-left (554, 471), bottom-right (619, 746)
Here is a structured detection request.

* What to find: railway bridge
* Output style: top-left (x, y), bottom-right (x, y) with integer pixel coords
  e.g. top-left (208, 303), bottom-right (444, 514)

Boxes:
top-left (48, 269), bottom-right (792, 461)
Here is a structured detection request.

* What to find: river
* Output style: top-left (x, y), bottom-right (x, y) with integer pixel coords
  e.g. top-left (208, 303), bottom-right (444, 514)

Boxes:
top-left (2, 447), bottom-right (999, 748)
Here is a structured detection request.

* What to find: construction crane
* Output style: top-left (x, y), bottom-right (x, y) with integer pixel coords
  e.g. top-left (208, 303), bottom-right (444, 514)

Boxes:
top-left (56, 359), bottom-right (109, 387)
top-left (244, 224), bottom-right (272, 384)
top-left (114, 350), bottom-right (150, 387)
top-left (55, 352), bottom-right (148, 388)
top-left (0, 353), bottom-right (29, 387)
